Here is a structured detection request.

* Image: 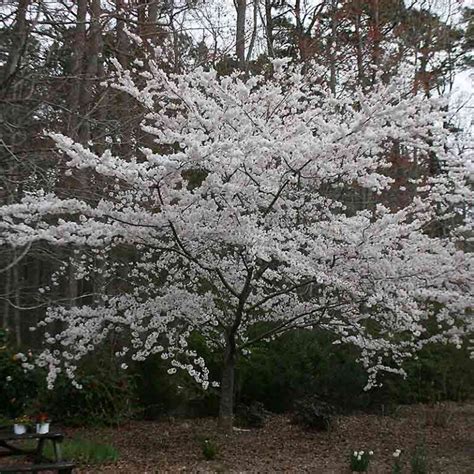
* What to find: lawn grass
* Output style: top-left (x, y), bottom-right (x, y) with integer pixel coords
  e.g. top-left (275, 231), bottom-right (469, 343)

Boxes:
top-left (43, 438), bottom-right (119, 464)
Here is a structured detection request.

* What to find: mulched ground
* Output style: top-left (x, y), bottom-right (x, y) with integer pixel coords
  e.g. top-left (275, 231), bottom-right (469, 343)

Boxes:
top-left (66, 402), bottom-right (474, 473)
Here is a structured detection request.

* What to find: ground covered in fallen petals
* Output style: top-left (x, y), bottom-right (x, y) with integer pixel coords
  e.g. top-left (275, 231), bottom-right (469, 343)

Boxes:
top-left (67, 402), bottom-right (473, 473)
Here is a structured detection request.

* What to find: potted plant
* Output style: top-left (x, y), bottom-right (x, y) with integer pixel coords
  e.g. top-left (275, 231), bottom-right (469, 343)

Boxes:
top-left (13, 415), bottom-right (31, 435)
top-left (35, 413), bottom-right (51, 434)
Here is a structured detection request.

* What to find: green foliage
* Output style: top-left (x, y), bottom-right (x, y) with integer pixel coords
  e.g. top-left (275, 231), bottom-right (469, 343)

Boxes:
top-left (235, 401), bottom-right (267, 429)
top-left (0, 328), bottom-right (136, 426)
top-left (0, 328), bottom-right (43, 418)
top-left (392, 461), bottom-right (403, 474)
top-left (237, 329), bottom-right (474, 415)
top-left (41, 367), bottom-right (137, 426)
top-left (43, 438), bottom-right (119, 464)
top-left (237, 329), bottom-right (371, 413)
top-left (382, 343), bottom-right (474, 404)
top-left (135, 332), bottom-right (220, 419)
top-left (201, 438), bottom-right (218, 461)
top-left (350, 450), bottom-right (373, 472)
top-left (423, 403), bottom-right (453, 429)
top-left (3, 322), bottom-right (473, 428)
top-left (292, 395), bottom-right (335, 431)
top-left (410, 444), bottom-right (428, 474)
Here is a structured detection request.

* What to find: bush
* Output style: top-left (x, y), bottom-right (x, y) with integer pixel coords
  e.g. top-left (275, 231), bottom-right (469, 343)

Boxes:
top-left (291, 395), bottom-right (335, 431)
top-left (237, 329), bottom-right (372, 414)
top-left (0, 328), bottom-right (137, 426)
top-left (381, 343), bottom-right (474, 405)
top-left (236, 401), bottom-right (267, 428)
top-left (237, 329), bottom-right (474, 416)
top-left (201, 438), bottom-right (218, 460)
top-left (410, 444), bottom-right (428, 474)
top-left (350, 450), bottom-right (373, 472)
top-left (134, 332), bottom-right (220, 419)
top-left (41, 367), bottom-right (137, 426)
top-left (0, 328), bottom-right (43, 418)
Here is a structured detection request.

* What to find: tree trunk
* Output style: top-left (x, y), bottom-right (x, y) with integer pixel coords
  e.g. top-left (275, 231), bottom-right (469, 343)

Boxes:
top-left (218, 340), bottom-right (237, 433)
top-left (1, 0), bottom-right (30, 93)
top-left (12, 251), bottom-right (21, 347)
top-left (328, 0), bottom-right (338, 94)
top-left (68, 0), bottom-right (87, 139)
top-left (115, 0), bottom-right (128, 67)
top-left (354, 2), bottom-right (364, 87)
top-left (235, 0), bottom-right (246, 68)
top-left (264, 0), bottom-right (274, 57)
top-left (2, 256), bottom-right (11, 330)
top-left (246, 0), bottom-right (258, 64)
top-left (370, 0), bottom-right (380, 85)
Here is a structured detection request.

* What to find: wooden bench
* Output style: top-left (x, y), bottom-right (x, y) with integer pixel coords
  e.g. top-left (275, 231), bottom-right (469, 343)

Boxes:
top-left (0, 461), bottom-right (75, 473)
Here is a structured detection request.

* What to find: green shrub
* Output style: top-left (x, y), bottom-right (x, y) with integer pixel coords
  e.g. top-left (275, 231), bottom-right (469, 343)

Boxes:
top-left (0, 328), bottom-right (43, 418)
top-left (0, 328), bottom-right (137, 426)
top-left (237, 329), bottom-right (474, 415)
top-left (237, 329), bottom-right (371, 414)
top-left (392, 449), bottom-right (403, 474)
top-left (201, 438), bottom-right (218, 460)
top-left (410, 444), bottom-right (428, 474)
top-left (134, 332), bottom-right (220, 419)
top-left (292, 395), bottom-right (335, 431)
top-left (41, 367), bottom-right (137, 426)
top-left (236, 401), bottom-right (267, 428)
top-left (350, 450), bottom-right (373, 472)
top-left (381, 343), bottom-right (474, 405)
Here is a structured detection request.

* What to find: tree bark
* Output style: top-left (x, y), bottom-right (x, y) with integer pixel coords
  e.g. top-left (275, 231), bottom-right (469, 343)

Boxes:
top-left (218, 269), bottom-right (253, 432)
top-left (12, 250), bottom-right (21, 346)
top-left (2, 256), bottom-right (11, 330)
top-left (264, 0), bottom-right (274, 57)
top-left (370, 0), bottom-right (380, 84)
top-left (1, 0), bottom-right (30, 93)
top-left (218, 339), bottom-right (237, 433)
top-left (68, 0), bottom-right (87, 140)
top-left (115, 0), bottom-right (129, 67)
top-left (246, 0), bottom-right (258, 64)
top-left (354, 1), bottom-right (364, 87)
top-left (235, 0), bottom-right (247, 68)
top-left (328, 0), bottom-right (338, 94)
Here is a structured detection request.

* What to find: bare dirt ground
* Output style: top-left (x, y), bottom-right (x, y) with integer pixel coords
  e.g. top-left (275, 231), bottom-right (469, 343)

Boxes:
top-left (68, 402), bottom-right (474, 473)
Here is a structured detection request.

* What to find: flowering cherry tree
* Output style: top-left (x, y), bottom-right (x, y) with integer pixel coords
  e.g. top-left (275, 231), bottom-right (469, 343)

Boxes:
top-left (0, 59), bottom-right (472, 430)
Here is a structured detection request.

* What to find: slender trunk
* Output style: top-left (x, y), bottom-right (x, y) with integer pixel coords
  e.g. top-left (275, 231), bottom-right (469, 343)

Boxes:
top-left (68, 259), bottom-right (78, 306)
top-left (115, 0), bottom-right (128, 67)
top-left (12, 252), bottom-right (21, 347)
top-left (218, 269), bottom-right (253, 432)
top-left (138, 0), bottom-right (147, 41)
top-left (148, 0), bottom-right (159, 37)
top-left (246, 0), bottom-right (258, 64)
top-left (1, 0), bottom-right (30, 93)
top-left (79, 0), bottom-right (102, 144)
top-left (295, 0), bottom-right (304, 58)
top-left (68, 0), bottom-right (87, 139)
top-left (328, 0), bottom-right (337, 94)
top-left (2, 257), bottom-right (11, 329)
top-left (370, 0), bottom-right (380, 84)
top-left (235, 0), bottom-right (247, 68)
top-left (264, 0), bottom-right (274, 57)
top-left (218, 339), bottom-right (236, 433)
top-left (354, 3), bottom-right (364, 87)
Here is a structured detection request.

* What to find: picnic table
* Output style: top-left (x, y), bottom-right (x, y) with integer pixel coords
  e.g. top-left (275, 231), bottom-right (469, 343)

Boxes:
top-left (0, 429), bottom-right (75, 473)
